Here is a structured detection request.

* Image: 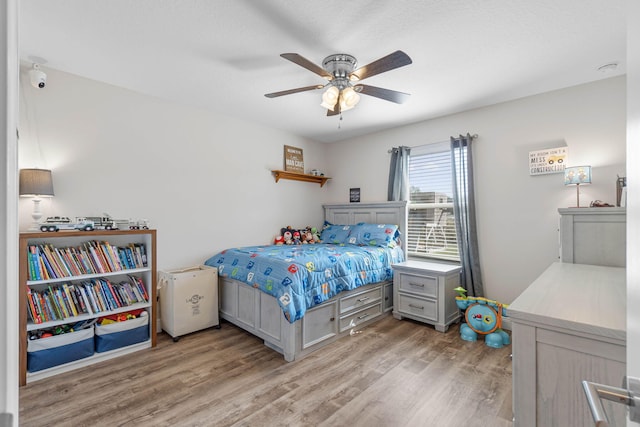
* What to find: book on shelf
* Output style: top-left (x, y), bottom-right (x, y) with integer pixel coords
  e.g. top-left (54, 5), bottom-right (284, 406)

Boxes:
top-left (28, 246), bottom-right (39, 280)
top-left (86, 243), bottom-right (106, 274)
top-left (26, 288), bottom-right (42, 323)
top-left (97, 241), bottom-right (115, 272)
top-left (105, 279), bottom-right (122, 308)
top-left (42, 244), bottom-right (63, 278)
top-left (62, 283), bottom-right (78, 317)
top-left (78, 286), bottom-right (94, 315)
top-left (126, 275), bottom-right (147, 302)
top-left (27, 240), bottom-right (147, 281)
top-left (102, 242), bottom-right (123, 271)
top-left (96, 279), bottom-right (114, 311)
top-left (53, 247), bottom-right (72, 277)
top-left (129, 243), bottom-right (144, 268)
top-left (98, 242), bottom-right (116, 272)
top-left (82, 281), bottom-right (100, 313)
top-left (42, 293), bottom-right (53, 322)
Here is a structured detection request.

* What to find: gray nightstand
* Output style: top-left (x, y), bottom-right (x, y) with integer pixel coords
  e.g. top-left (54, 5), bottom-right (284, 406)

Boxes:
top-left (392, 260), bottom-right (461, 332)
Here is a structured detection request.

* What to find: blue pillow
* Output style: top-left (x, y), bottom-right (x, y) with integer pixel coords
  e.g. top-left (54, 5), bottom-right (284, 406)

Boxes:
top-left (350, 223), bottom-right (400, 247)
top-left (320, 222), bottom-right (353, 244)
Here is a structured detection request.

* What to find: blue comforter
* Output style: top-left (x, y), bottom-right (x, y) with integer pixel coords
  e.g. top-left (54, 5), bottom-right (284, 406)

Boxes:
top-left (204, 244), bottom-right (404, 323)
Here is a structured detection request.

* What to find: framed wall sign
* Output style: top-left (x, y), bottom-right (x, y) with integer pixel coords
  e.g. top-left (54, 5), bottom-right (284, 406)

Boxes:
top-left (529, 146), bottom-right (568, 175)
top-left (350, 188), bottom-right (361, 203)
top-left (284, 145), bottom-right (304, 173)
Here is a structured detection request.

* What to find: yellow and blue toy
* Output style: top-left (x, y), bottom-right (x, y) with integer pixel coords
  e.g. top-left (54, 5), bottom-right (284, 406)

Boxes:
top-left (454, 287), bottom-right (510, 348)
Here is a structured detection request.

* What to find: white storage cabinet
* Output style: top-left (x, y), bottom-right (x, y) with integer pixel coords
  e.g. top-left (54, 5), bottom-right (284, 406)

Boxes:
top-left (159, 265), bottom-right (219, 341)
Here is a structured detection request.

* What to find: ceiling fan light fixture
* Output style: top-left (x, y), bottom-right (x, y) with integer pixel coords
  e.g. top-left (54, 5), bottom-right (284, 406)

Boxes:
top-left (320, 86), bottom-right (339, 109)
top-left (266, 50), bottom-right (412, 116)
top-left (340, 87), bottom-right (360, 110)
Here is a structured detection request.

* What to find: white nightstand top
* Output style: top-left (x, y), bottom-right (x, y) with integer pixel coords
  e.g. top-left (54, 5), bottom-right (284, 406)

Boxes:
top-left (392, 260), bottom-right (461, 275)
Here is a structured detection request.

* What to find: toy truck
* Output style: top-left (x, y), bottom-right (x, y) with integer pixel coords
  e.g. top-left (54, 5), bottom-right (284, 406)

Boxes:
top-left (128, 219), bottom-right (149, 230)
top-left (84, 216), bottom-right (118, 230)
top-left (40, 217), bottom-right (95, 232)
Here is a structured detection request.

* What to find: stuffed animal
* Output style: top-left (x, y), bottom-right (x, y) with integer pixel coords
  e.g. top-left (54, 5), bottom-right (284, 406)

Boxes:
top-left (301, 227), bottom-right (314, 244)
top-left (274, 235), bottom-right (285, 245)
top-left (280, 226), bottom-right (294, 245)
top-left (292, 230), bottom-right (302, 245)
top-left (311, 227), bottom-right (321, 243)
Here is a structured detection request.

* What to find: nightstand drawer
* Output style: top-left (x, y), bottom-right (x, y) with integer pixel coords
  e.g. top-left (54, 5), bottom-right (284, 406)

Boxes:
top-left (398, 273), bottom-right (438, 298)
top-left (339, 303), bottom-right (382, 332)
top-left (340, 287), bottom-right (382, 315)
top-left (397, 294), bottom-right (437, 321)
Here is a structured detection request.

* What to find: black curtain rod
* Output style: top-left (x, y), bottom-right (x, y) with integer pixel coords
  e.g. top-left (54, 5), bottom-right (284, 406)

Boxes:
top-left (388, 134), bottom-right (478, 153)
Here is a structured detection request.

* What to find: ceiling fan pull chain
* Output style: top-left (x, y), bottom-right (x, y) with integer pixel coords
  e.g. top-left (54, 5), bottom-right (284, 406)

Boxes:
top-left (338, 113), bottom-right (343, 129)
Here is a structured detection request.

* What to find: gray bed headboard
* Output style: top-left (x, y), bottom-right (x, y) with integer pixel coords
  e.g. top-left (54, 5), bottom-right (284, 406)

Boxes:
top-left (323, 201), bottom-right (408, 255)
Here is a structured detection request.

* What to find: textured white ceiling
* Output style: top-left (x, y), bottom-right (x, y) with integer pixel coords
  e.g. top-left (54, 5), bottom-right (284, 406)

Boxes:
top-left (19, 0), bottom-right (626, 143)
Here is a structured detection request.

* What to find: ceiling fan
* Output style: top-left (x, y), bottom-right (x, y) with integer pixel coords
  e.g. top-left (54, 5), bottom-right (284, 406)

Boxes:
top-left (265, 50), bottom-right (412, 116)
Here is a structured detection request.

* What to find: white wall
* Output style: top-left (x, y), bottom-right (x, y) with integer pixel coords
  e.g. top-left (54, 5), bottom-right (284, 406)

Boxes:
top-left (18, 68), bottom-right (330, 271)
top-left (325, 77), bottom-right (626, 304)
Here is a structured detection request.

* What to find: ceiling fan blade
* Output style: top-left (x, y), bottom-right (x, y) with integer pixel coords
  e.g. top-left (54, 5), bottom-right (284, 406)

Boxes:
top-left (349, 50), bottom-right (412, 81)
top-left (265, 84), bottom-right (324, 98)
top-left (355, 84), bottom-right (411, 104)
top-left (281, 53), bottom-right (333, 79)
top-left (327, 106), bottom-right (340, 116)
top-left (326, 94), bottom-right (341, 116)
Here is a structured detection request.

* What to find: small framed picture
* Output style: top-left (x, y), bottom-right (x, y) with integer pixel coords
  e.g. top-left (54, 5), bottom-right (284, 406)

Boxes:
top-left (284, 145), bottom-right (304, 173)
top-left (350, 188), bottom-right (360, 203)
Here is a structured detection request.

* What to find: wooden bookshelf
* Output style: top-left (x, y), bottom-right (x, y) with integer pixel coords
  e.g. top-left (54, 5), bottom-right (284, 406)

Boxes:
top-left (19, 229), bottom-right (157, 385)
top-left (272, 170), bottom-right (331, 187)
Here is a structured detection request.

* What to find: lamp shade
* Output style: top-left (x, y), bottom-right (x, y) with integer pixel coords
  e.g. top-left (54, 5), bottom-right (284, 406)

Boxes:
top-left (19, 168), bottom-right (54, 197)
top-left (564, 166), bottom-right (592, 186)
top-left (339, 87), bottom-right (360, 111)
top-left (320, 86), bottom-right (339, 109)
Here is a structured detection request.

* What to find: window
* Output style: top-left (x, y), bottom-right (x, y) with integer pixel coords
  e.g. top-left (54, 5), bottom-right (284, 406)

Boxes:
top-left (407, 142), bottom-right (460, 262)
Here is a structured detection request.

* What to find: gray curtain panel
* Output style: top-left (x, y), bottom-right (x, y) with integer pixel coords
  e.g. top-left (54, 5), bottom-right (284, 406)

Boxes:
top-left (451, 134), bottom-right (484, 297)
top-left (387, 146), bottom-right (411, 201)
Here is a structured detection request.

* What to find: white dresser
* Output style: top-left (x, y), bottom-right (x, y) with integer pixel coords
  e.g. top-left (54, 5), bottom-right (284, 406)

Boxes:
top-left (509, 262), bottom-right (626, 427)
top-left (392, 260), bottom-right (461, 332)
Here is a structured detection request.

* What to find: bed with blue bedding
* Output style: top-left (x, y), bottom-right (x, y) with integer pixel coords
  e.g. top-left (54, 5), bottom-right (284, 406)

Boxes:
top-left (204, 243), bottom-right (404, 323)
top-left (205, 201), bottom-right (407, 362)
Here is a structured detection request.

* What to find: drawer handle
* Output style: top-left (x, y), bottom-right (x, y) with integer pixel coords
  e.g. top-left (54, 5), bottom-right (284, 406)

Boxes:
top-left (329, 317), bottom-right (335, 321)
top-left (408, 304), bottom-right (424, 310)
top-left (356, 297), bottom-right (370, 303)
top-left (357, 313), bottom-right (370, 320)
top-left (409, 283), bottom-right (425, 288)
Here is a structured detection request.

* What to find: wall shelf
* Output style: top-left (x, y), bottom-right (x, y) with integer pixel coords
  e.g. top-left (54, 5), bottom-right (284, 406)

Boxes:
top-left (272, 170), bottom-right (331, 187)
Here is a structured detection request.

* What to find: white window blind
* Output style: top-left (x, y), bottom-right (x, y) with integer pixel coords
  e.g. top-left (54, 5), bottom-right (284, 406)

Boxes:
top-left (408, 142), bottom-right (460, 262)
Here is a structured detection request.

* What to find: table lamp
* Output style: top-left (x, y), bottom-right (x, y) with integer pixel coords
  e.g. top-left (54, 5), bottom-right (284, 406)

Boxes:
top-left (19, 168), bottom-right (54, 230)
top-left (564, 166), bottom-right (591, 207)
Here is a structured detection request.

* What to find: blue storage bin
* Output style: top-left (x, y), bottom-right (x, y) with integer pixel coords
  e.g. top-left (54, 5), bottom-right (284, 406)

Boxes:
top-left (27, 328), bottom-right (94, 372)
top-left (94, 312), bottom-right (149, 353)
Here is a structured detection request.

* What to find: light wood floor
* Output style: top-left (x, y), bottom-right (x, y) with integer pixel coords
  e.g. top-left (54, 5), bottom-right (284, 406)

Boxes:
top-left (20, 316), bottom-right (513, 427)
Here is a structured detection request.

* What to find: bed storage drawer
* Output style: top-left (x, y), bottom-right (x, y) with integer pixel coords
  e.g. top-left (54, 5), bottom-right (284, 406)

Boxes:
top-left (339, 287), bottom-right (382, 315)
top-left (398, 273), bottom-right (438, 298)
top-left (339, 303), bottom-right (382, 332)
top-left (302, 301), bottom-right (338, 349)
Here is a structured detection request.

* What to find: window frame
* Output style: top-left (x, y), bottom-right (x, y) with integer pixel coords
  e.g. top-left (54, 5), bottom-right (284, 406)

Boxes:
top-left (407, 142), bottom-right (460, 262)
